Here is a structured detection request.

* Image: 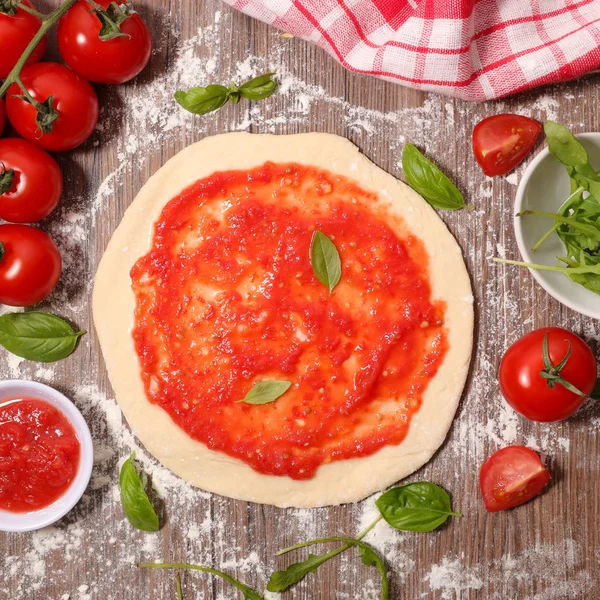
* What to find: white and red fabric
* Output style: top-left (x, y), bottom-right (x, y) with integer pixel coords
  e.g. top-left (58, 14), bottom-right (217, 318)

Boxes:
top-left (221, 0), bottom-right (600, 101)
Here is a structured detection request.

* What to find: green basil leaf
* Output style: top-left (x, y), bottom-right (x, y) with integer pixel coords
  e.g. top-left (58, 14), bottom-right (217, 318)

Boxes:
top-left (375, 482), bottom-right (461, 532)
top-left (119, 454), bottom-right (160, 532)
top-left (139, 563), bottom-right (264, 600)
top-left (267, 548), bottom-right (345, 592)
top-left (238, 73), bottom-right (278, 101)
top-left (0, 312), bottom-right (85, 363)
top-left (175, 85), bottom-right (229, 115)
top-left (310, 231), bottom-right (341, 293)
top-left (402, 144), bottom-right (465, 210)
top-left (239, 379), bottom-right (291, 405)
top-left (544, 121), bottom-right (589, 167)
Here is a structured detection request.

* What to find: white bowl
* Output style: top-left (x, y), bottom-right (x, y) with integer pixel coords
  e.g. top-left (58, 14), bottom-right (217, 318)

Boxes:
top-left (0, 380), bottom-right (93, 532)
top-left (514, 132), bottom-right (600, 320)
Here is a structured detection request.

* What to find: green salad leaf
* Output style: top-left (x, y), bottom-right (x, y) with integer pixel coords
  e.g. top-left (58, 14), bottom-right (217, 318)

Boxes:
top-left (119, 454), bottom-right (159, 532)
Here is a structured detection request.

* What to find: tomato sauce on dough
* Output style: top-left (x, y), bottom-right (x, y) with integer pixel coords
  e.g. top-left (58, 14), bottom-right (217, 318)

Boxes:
top-left (0, 397), bottom-right (81, 512)
top-left (131, 163), bottom-right (448, 479)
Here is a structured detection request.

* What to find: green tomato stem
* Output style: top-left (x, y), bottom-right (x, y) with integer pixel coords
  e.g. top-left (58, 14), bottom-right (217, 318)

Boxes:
top-left (15, 1), bottom-right (47, 19)
top-left (0, 0), bottom-right (77, 99)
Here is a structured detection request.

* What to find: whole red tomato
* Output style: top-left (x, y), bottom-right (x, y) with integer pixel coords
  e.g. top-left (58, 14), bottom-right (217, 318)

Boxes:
top-left (473, 114), bottom-right (541, 177)
top-left (499, 327), bottom-right (597, 422)
top-left (0, 0), bottom-right (48, 79)
top-left (58, 0), bottom-right (152, 84)
top-left (480, 446), bottom-right (551, 512)
top-left (0, 139), bottom-right (63, 223)
top-left (0, 224), bottom-right (61, 306)
top-left (0, 99), bottom-right (5, 137)
top-left (5, 63), bottom-right (99, 152)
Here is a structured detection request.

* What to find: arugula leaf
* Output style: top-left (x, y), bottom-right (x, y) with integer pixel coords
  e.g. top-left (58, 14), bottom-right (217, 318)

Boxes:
top-left (544, 121), bottom-right (588, 167)
top-left (175, 74), bottom-right (278, 116)
top-left (310, 231), bottom-right (342, 293)
top-left (139, 563), bottom-right (264, 600)
top-left (357, 544), bottom-right (389, 600)
top-left (375, 482), bottom-right (461, 532)
top-left (238, 380), bottom-right (291, 405)
top-left (402, 143), bottom-right (466, 210)
top-left (0, 312), bottom-right (85, 363)
top-left (120, 454), bottom-right (160, 532)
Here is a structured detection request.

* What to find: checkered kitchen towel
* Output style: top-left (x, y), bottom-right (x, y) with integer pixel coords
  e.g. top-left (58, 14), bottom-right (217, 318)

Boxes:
top-left (222, 0), bottom-right (600, 101)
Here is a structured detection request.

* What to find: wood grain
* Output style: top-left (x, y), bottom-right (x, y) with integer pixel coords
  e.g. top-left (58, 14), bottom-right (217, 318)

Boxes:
top-left (2, 1), bottom-right (600, 599)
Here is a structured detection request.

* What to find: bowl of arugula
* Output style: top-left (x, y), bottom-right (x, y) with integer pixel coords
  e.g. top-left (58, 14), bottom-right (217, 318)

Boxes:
top-left (504, 123), bottom-right (600, 319)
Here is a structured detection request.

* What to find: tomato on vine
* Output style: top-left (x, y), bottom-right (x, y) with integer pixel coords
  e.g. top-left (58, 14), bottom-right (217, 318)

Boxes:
top-left (5, 62), bottom-right (99, 151)
top-left (0, 138), bottom-right (63, 222)
top-left (0, 0), bottom-right (48, 79)
top-left (499, 327), bottom-right (598, 422)
top-left (58, 0), bottom-right (152, 84)
top-left (0, 224), bottom-right (62, 306)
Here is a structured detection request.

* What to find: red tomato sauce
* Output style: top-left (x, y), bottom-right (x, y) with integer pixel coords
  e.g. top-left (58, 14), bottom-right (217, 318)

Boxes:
top-left (0, 397), bottom-right (81, 512)
top-left (131, 162), bottom-right (448, 480)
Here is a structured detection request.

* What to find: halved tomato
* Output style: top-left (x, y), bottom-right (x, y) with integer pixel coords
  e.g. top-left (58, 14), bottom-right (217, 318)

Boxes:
top-left (480, 446), bottom-right (551, 512)
top-left (473, 114), bottom-right (541, 177)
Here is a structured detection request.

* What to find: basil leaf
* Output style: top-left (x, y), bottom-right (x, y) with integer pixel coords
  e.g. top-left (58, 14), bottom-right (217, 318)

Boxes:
top-left (239, 379), bottom-right (291, 405)
top-left (139, 563), bottom-right (264, 600)
top-left (402, 143), bottom-right (465, 210)
top-left (544, 121), bottom-right (588, 167)
top-left (119, 454), bottom-right (160, 532)
top-left (0, 312), bottom-right (85, 363)
top-left (310, 231), bottom-right (341, 293)
top-left (375, 482), bottom-right (461, 532)
top-left (239, 73), bottom-right (278, 101)
top-left (267, 548), bottom-right (346, 592)
top-left (175, 85), bottom-right (229, 115)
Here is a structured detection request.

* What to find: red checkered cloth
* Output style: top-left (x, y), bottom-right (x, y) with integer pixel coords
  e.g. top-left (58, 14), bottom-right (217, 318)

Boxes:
top-left (222, 0), bottom-right (600, 101)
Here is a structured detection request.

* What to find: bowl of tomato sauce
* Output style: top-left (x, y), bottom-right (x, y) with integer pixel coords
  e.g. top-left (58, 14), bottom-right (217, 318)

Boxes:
top-left (0, 380), bottom-right (93, 532)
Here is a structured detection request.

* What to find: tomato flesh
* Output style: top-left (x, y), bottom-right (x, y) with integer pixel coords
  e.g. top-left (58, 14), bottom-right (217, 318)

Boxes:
top-left (473, 114), bottom-right (541, 177)
top-left (0, 138), bottom-right (63, 223)
top-left (499, 327), bottom-right (597, 422)
top-left (0, 397), bottom-right (81, 512)
top-left (480, 446), bottom-right (551, 512)
top-left (0, 224), bottom-right (62, 306)
top-left (58, 0), bottom-right (152, 84)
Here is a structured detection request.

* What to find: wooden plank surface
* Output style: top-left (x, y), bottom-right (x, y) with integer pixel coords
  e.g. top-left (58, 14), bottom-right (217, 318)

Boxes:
top-left (2, 1), bottom-right (600, 598)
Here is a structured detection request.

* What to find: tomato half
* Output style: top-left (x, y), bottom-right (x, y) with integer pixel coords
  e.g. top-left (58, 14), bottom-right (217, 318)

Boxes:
top-left (0, 99), bottom-right (5, 137)
top-left (0, 138), bottom-right (63, 222)
top-left (499, 328), bottom-right (597, 422)
top-left (58, 0), bottom-right (152, 84)
top-left (6, 63), bottom-right (99, 152)
top-left (473, 114), bottom-right (541, 177)
top-left (0, 224), bottom-right (61, 306)
top-left (480, 446), bottom-right (551, 512)
top-left (0, 0), bottom-right (47, 79)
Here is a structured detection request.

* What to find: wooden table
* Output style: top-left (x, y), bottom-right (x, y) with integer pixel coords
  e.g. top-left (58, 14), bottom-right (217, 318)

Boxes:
top-left (2, 1), bottom-right (600, 598)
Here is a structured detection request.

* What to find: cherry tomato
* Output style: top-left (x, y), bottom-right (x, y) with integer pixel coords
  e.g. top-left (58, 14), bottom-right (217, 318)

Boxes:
top-left (473, 114), bottom-right (541, 177)
top-left (58, 0), bottom-right (152, 84)
top-left (0, 224), bottom-right (61, 306)
top-left (499, 327), bottom-right (597, 422)
top-left (0, 0), bottom-right (48, 79)
top-left (480, 446), bottom-right (551, 512)
top-left (0, 138), bottom-right (63, 223)
top-left (6, 63), bottom-right (99, 152)
top-left (0, 99), bottom-right (5, 137)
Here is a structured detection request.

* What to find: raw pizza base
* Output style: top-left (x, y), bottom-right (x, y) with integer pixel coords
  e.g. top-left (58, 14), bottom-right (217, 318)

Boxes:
top-left (93, 133), bottom-right (474, 508)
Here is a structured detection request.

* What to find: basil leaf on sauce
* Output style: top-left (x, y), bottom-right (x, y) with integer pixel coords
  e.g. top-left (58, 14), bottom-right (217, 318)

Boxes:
top-left (0, 312), bottom-right (85, 362)
top-left (119, 454), bottom-right (160, 532)
top-left (401, 143), bottom-right (466, 210)
top-left (139, 563), bottom-right (265, 600)
top-left (239, 380), bottom-right (291, 405)
top-left (375, 482), bottom-right (461, 532)
top-left (310, 231), bottom-right (341, 293)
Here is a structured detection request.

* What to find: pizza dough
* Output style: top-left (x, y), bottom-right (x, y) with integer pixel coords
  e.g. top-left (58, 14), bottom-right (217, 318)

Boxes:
top-left (93, 133), bottom-right (473, 507)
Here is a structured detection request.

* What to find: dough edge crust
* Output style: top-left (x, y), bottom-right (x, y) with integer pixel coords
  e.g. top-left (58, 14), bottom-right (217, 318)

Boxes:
top-left (92, 132), bottom-right (474, 508)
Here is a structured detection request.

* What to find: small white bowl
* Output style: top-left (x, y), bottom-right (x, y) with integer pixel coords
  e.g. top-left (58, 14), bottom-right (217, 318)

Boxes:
top-left (514, 132), bottom-right (600, 320)
top-left (0, 380), bottom-right (93, 532)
